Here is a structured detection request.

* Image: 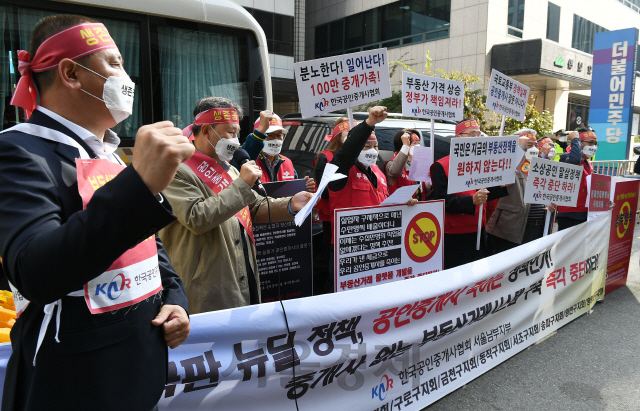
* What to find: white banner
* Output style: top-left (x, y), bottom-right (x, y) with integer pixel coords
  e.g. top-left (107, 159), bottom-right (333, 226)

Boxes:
top-left (334, 202), bottom-right (445, 293)
top-left (523, 157), bottom-right (584, 206)
top-left (447, 136), bottom-right (520, 194)
top-left (486, 69), bottom-right (530, 122)
top-left (294, 49), bottom-right (391, 118)
top-left (401, 72), bottom-right (464, 121)
top-left (144, 212), bottom-right (609, 411)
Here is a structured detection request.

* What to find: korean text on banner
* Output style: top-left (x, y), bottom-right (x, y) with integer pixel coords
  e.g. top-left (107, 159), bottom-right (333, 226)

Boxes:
top-left (523, 157), bottom-right (583, 206)
top-left (294, 48), bottom-right (391, 118)
top-left (606, 179), bottom-right (639, 294)
top-left (401, 72), bottom-right (464, 121)
top-left (486, 69), bottom-right (530, 122)
top-left (447, 136), bottom-right (520, 194)
top-left (589, 28), bottom-right (639, 160)
top-left (0, 212), bottom-right (611, 410)
top-left (334, 201), bottom-right (444, 292)
top-left (588, 174), bottom-right (612, 220)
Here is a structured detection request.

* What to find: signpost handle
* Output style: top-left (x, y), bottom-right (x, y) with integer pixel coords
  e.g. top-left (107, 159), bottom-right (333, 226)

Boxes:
top-left (347, 107), bottom-right (355, 128)
top-left (476, 204), bottom-right (483, 251)
top-left (430, 118), bottom-right (435, 163)
top-left (543, 209), bottom-right (552, 237)
top-left (499, 115), bottom-right (506, 136)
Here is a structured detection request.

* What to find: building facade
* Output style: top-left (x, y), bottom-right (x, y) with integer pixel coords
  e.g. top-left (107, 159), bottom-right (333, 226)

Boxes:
top-left (306, 0), bottom-right (640, 140)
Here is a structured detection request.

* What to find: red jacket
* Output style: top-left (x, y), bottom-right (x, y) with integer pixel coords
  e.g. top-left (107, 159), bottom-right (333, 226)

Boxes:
top-left (256, 153), bottom-right (296, 182)
top-left (436, 155), bottom-right (482, 234)
top-left (385, 152), bottom-right (428, 201)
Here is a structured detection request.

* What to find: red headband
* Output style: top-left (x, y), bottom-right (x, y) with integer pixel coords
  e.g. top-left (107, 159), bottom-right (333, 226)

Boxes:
top-left (253, 115), bottom-right (283, 131)
top-left (325, 120), bottom-right (356, 142)
top-left (11, 23), bottom-right (119, 118)
top-left (194, 107), bottom-right (239, 125)
top-left (455, 119), bottom-right (479, 135)
top-left (538, 137), bottom-right (552, 148)
top-left (579, 131), bottom-right (596, 141)
top-left (368, 131), bottom-right (377, 141)
top-left (519, 132), bottom-right (536, 141)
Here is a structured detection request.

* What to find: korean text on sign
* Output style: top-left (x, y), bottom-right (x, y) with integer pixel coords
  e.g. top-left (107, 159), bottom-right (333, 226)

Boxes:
top-left (294, 48), bottom-right (391, 118)
top-left (522, 157), bottom-right (583, 206)
top-left (401, 72), bottom-right (464, 121)
top-left (446, 136), bottom-right (520, 194)
top-left (485, 69), bottom-right (530, 122)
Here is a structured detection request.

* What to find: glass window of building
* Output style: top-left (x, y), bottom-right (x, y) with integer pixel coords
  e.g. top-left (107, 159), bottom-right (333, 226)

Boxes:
top-left (546, 2), bottom-right (560, 42)
top-left (314, 0), bottom-right (450, 58)
top-left (507, 0), bottom-right (525, 38)
top-left (572, 14), bottom-right (606, 54)
top-left (245, 8), bottom-right (294, 57)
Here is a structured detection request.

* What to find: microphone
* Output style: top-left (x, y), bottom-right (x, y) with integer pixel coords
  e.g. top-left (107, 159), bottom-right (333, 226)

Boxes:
top-left (233, 148), bottom-right (267, 196)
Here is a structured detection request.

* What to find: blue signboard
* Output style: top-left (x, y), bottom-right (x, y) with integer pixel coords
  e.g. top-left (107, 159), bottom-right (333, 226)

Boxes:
top-left (589, 28), bottom-right (638, 160)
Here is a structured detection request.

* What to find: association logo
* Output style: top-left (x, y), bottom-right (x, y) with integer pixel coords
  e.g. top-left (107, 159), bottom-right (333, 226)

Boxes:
top-left (95, 273), bottom-right (131, 300)
top-left (372, 374), bottom-right (394, 401)
top-left (405, 212), bottom-right (441, 263)
top-left (315, 98), bottom-right (329, 111)
top-left (411, 106), bottom-right (422, 116)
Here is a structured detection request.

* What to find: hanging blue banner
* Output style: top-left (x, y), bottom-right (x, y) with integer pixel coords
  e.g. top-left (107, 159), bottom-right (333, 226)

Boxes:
top-left (589, 28), bottom-right (638, 161)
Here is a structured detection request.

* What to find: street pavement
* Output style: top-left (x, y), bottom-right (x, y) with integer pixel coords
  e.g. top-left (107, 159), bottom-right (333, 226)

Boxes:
top-left (424, 229), bottom-right (640, 411)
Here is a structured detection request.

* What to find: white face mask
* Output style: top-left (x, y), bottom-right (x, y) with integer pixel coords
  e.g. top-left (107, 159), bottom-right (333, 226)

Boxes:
top-left (209, 128), bottom-right (240, 161)
top-left (77, 64), bottom-right (135, 124)
top-left (263, 139), bottom-right (283, 156)
top-left (583, 145), bottom-right (597, 158)
top-left (358, 148), bottom-right (378, 168)
top-left (525, 147), bottom-right (539, 161)
top-left (559, 135), bottom-right (568, 142)
top-left (548, 148), bottom-right (556, 158)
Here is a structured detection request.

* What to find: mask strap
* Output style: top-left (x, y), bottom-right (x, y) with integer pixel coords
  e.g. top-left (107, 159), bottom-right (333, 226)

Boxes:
top-left (75, 63), bottom-right (108, 81)
top-left (79, 88), bottom-right (105, 103)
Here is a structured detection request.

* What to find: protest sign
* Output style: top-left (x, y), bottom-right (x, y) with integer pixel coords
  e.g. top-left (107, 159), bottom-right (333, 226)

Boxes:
top-left (334, 201), bottom-right (444, 292)
top-left (255, 180), bottom-right (312, 301)
top-left (447, 136), bottom-right (520, 194)
top-left (606, 179), bottom-right (639, 294)
top-left (0, 212), bottom-right (611, 411)
top-left (294, 49), bottom-right (391, 119)
top-left (523, 157), bottom-right (583, 206)
top-left (485, 69), bottom-right (529, 122)
top-left (588, 174), bottom-right (612, 220)
top-left (408, 146), bottom-right (432, 182)
top-left (401, 72), bottom-right (464, 121)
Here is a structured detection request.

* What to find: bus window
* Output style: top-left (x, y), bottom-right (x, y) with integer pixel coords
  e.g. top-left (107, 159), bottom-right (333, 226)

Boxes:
top-left (156, 25), bottom-right (250, 134)
top-left (1, 5), bottom-right (142, 139)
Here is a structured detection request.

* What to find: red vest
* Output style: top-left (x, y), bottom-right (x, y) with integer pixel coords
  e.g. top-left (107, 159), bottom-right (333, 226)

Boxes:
top-left (329, 164), bottom-right (388, 242)
top-left (435, 155), bottom-right (482, 234)
top-left (557, 160), bottom-right (592, 214)
top-left (385, 152), bottom-right (427, 201)
top-left (256, 154), bottom-right (296, 182)
top-left (313, 151), bottom-right (334, 222)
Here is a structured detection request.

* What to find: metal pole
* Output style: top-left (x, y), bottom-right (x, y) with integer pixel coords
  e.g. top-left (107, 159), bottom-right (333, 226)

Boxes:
top-left (543, 209), bottom-right (552, 237)
top-left (499, 115), bottom-right (506, 136)
top-left (476, 203), bottom-right (483, 250)
top-left (430, 118), bottom-right (435, 163)
top-left (347, 107), bottom-right (354, 128)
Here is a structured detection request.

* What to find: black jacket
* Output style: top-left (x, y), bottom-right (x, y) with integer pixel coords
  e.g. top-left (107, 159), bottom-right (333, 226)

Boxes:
top-left (0, 110), bottom-right (188, 411)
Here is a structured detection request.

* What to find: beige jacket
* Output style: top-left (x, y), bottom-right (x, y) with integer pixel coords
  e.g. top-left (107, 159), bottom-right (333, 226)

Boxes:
top-left (159, 162), bottom-right (292, 314)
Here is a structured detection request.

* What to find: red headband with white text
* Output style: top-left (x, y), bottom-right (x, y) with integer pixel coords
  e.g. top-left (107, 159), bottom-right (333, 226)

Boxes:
top-left (325, 120), bottom-right (357, 142)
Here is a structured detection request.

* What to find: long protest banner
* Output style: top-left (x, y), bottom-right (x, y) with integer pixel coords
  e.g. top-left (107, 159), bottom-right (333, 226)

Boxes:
top-left (523, 157), bottom-right (583, 206)
top-left (255, 179), bottom-right (313, 301)
top-left (485, 69), bottom-right (530, 122)
top-left (446, 136), bottom-right (520, 194)
top-left (294, 48), bottom-right (391, 118)
top-left (334, 201), bottom-right (445, 293)
top-left (606, 179), bottom-right (639, 293)
top-left (401, 72), bottom-right (464, 121)
top-left (0, 212), bottom-right (611, 409)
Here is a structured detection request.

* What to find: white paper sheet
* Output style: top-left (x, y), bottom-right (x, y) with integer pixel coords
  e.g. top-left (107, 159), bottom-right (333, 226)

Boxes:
top-left (408, 146), bottom-right (432, 183)
top-left (294, 163), bottom-right (346, 226)
top-left (380, 184), bottom-right (420, 206)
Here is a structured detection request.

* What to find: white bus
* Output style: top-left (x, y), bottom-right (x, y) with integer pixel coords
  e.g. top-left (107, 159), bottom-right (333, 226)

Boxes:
top-left (2, 0), bottom-right (272, 162)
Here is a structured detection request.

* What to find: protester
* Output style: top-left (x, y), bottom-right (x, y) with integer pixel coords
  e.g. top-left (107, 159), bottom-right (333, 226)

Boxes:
top-left (428, 118), bottom-right (508, 269)
top-left (555, 129), bottom-right (569, 154)
top-left (384, 129), bottom-right (431, 200)
top-left (538, 137), bottom-right (556, 160)
top-left (487, 131), bottom-right (554, 254)
top-left (253, 114), bottom-right (315, 191)
top-left (0, 15), bottom-right (191, 410)
top-left (158, 97), bottom-right (313, 314)
top-left (228, 109), bottom-right (272, 169)
top-left (556, 129), bottom-right (594, 230)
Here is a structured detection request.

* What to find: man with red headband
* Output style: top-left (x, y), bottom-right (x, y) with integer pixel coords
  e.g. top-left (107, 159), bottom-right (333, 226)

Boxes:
top-left (429, 118), bottom-right (508, 269)
top-left (556, 128), bottom-right (595, 230)
top-left (158, 97), bottom-right (313, 313)
top-left (0, 15), bottom-right (192, 411)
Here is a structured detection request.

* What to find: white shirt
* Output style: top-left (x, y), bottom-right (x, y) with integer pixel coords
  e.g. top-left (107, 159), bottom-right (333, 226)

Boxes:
top-left (36, 106), bottom-right (122, 164)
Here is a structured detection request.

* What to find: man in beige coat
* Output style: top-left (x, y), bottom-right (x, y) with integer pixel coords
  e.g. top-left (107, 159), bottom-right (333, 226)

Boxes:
top-left (159, 97), bottom-right (312, 313)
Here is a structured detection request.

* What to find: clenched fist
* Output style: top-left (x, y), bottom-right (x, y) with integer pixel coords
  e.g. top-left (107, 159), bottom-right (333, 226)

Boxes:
top-left (132, 121), bottom-right (194, 196)
top-left (257, 110), bottom-right (275, 134)
top-left (240, 160), bottom-right (262, 187)
top-left (366, 106), bottom-right (388, 127)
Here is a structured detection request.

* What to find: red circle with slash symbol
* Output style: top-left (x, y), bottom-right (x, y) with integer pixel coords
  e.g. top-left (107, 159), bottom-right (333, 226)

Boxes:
top-left (405, 212), bottom-right (441, 263)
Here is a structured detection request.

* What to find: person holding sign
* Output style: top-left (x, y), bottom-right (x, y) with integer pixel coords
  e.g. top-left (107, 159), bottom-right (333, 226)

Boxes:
top-left (556, 129), bottom-right (595, 230)
top-left (486, 130), bottom-right (554, 254)
top-left (384, 129), bottom-right (431, 200)
top-left (0, 15), bottom-right (192, 410)
top-left (428, 118), bottom-right (508, 269)
top-left (158, 97), bottom-right (313, 313)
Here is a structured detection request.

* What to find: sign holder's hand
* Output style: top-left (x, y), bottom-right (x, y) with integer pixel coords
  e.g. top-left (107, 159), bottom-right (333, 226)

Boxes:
top-left (290, 191), bottom-right (314, 211)
top-left (304, 176), bottom-right (316, 193)
top-left (152, 304), bottom-right (190, 349)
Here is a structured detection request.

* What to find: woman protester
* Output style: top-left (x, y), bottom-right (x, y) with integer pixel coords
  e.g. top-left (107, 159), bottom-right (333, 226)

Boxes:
top-left (384, 129), bottom-right (431, 201)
